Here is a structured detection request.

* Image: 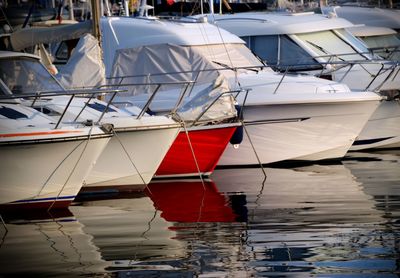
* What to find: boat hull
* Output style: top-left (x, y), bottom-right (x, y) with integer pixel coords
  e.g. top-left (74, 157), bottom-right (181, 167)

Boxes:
top-left (0, 135), bottom-right (110, 210)
top-left (155, 124), bottom-right (238, 178)
top-left (351, 99), bottom-right (400, 150)
top-left (83, 126), bottom-right (180, 187)
top-left (219, 99), bottom-right (380, 166)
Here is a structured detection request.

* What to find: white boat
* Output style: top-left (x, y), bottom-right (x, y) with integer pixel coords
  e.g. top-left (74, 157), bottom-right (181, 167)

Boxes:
top-left (0, 99), bottom-right (111, 209)
top-left (206, 12), bottom-right (400, 91)
top-left (205, 12), bottom-right (400, 150)
top-left (42, 95), bottom-right (181, 187)
top-left (99, 16), bottom-right (381, 165)
top-left (6, 24), bottom-right (238, 178)
top-left (321, 6), bottom-right (400, 63)
top-left (321, 6), bottom-right (400, 31)
top-left (0, 51), bottom-right (181, 189)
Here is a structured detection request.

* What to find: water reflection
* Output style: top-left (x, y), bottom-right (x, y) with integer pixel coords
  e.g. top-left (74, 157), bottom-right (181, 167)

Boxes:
top-left (0, 151), bottom-right (399, 276)
top-left (344, 150), bottom-right (400, 220)
top-left (70, 191), bottom-right (187, 269)
top-left (0, 210), bottom-right (110, 277)
top-left (146, 179), bottom-right (239, 222)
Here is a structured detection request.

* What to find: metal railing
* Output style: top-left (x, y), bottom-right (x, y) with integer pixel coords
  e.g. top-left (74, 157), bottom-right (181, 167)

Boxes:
top-left (0, 88), bottom-right (126, 129)
top-left (101, 77), bottom-right (246, 127)
top-left (265, 53), bottom-right (399, 91)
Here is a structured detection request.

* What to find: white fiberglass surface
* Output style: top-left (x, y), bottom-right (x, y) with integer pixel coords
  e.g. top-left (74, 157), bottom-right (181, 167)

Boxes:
top-left (295, 30), bottom-right (367, 62)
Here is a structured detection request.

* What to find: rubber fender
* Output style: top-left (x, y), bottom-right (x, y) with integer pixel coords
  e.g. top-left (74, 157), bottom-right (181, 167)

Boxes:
top-left (230, 125), bottom-right (243, 145)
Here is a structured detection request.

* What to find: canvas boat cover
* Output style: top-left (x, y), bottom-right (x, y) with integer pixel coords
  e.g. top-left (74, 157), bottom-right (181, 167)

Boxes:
top-left (109, 43), bottom-right (237, 123)
top-left (9, 20), bottom-right (92, 51)
top-left (56, 34), bottom-right (106, 88)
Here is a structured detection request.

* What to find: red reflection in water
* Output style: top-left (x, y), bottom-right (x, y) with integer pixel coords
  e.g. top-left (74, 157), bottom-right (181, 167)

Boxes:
top-left (146, 180), bottom-right (238, 223)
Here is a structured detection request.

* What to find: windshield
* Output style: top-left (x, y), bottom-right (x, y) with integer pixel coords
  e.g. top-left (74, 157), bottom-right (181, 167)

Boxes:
top-left (295, 30), bottom-right (367, 62)
top-left (361, 34), bottom-right (400, 61)
top-left (242, 34), bottom-right (323, 71)
top-left (0, 57), bottom-right (63, 95)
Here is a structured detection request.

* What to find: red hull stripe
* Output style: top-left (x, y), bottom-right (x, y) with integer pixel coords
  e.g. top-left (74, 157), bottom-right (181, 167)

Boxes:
top-left (156, 126), bottom-right (237, 177)
top-left (0, 130), bottom-right (82, 138)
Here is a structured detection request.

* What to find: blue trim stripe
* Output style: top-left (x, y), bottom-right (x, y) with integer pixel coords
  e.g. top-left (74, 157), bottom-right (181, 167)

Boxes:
top-left (353, 136), bottom-right (394, 146)
top-left (12, 195), bottom-right (76, 204)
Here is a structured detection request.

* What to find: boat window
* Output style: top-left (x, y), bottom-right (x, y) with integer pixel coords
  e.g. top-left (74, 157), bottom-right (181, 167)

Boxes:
top-left (33, 107), bottom-right (61, 116)
top-left (360, 34), bottom-right (400, 60)
top-left (246, 35), bottom-right (279, 65)
top-left (0, 57), bottom-right (63, 95)
top-left (242, 35), bottom-right (322, 71)
top-left (55, 41), bottom-right (69, 62)
top-left (87, 102), bottom-right (117, 113)
top-left (296, 30), bottom-right (366, 62)
top-left (53, 39), bottom-right (80, 65)
top-left (335, 29), bottom-right (372, 58)
top-left (0, 106), bottom-right (28, 119)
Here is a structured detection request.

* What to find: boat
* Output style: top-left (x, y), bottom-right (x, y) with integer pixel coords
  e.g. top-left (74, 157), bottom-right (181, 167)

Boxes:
top-left (99, 16), bottom-right (381, 165)
top-left (321, 6), bottom-right (400, 31)
top-left (0, 51), bottom-right (181, 189)
top-left (0, 95), bottom-right (112, 210)
top-left (4, 20), bottom-right (238, 178)
top-left (321, 6), bottom-right (400, 63)
top-left (205, 12), bottom-right (400, 91)
top-left (100, 17), bottom-right (241, 176)
top-left (205, 12), bottom-right (400, 150)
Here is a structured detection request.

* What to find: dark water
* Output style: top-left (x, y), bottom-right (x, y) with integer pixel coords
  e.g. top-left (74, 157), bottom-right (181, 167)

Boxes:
top-left (1, 150), bottom-right (399, 277)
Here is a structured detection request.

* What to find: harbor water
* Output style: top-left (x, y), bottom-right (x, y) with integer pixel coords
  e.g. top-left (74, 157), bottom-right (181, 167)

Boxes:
top-left (0, 150), bottom-right (399, 277)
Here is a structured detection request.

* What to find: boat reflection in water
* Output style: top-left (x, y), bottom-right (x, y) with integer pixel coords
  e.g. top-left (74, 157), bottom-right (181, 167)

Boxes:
top-left (69, 179), bottom-right (245, 273)
top-left (0, 210), bottom-right (110, 276)
top-left (213, 159), bottom-right (400, 275)
top-left (343, 150), bottom-right (400, 219)
top-left (70, 190), bottom-right (187, 271)
top-left (146, 179), bottom-right (240, 223)
top-left (0, 152), bottom-right (399, 276)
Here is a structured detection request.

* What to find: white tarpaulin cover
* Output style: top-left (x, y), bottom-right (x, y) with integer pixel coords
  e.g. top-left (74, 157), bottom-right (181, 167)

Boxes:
top-left (10, 20), bottom-right (92, 51)
top-left (110, 44), bottom-right (220, 85)
top-left (109, 44), bottom-right (237, 123)
top-left (57, 34), bottom-right (106, 88)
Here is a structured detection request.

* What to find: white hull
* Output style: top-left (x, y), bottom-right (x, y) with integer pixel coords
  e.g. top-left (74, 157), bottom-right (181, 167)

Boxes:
top-left (30, 95), bottom-right (181, 188)
top-left (0, 133), bottom-right (110, 207)
top-left (219, 99), bottom-right (380, 166)
top-left (351, 100), bottom-right (400, 150)
top-left (84, 126), bottom-right (180, 187)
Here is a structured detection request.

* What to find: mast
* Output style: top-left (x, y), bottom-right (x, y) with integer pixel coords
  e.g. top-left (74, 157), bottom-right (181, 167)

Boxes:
top-left (90, 0), bottom-right (102, 42)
